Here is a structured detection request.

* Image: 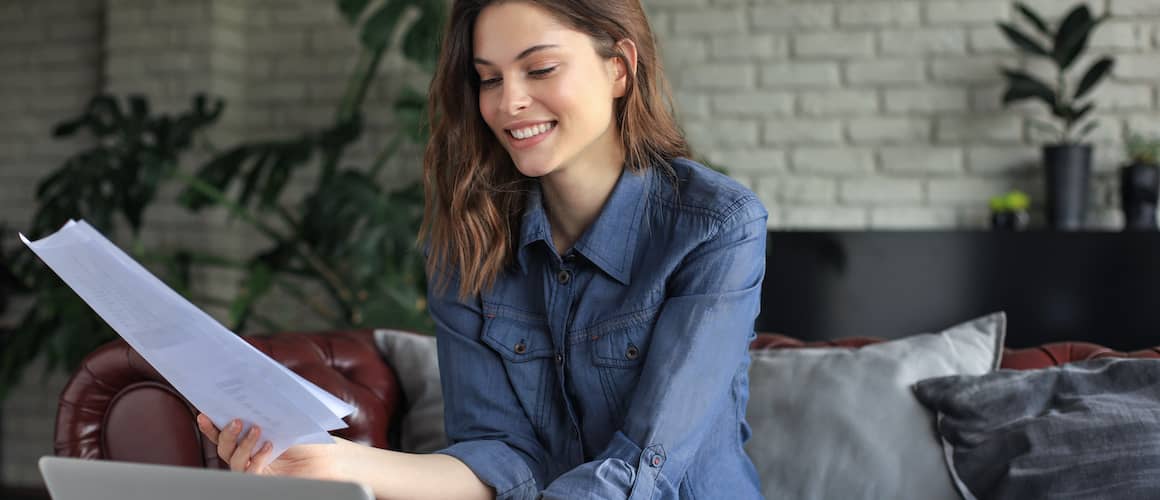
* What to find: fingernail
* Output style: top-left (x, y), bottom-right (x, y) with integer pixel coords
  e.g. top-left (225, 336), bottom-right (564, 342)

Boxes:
top-left (262, 442), bottom-right (272, 452)
top-left (231, 419), bottom-right (242, 430)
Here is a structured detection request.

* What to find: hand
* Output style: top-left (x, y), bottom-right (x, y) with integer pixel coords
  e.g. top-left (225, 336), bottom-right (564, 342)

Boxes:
top-left (196, 413), bottom-right (348, 482)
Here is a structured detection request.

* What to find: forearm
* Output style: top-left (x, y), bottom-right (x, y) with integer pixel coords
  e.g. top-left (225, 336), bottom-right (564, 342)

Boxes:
top-left (334, 438), bottom-right (494, 500)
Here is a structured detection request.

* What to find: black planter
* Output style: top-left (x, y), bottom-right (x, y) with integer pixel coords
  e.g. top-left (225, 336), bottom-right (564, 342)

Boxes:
top-left (1043, 144), bottom-right (1092, 231)
top-left (991, 210), bottom-right (1029, 231)
top-left (1120, 162), bottom-right (1160, 231)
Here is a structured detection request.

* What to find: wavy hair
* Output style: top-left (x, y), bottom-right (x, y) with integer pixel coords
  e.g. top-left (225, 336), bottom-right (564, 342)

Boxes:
top-left (421, 0), bottom-right (690, 299)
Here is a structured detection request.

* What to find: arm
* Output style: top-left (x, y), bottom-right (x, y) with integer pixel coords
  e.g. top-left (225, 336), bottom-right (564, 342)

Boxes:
top-left (425, 270), bottom-right (553, 499)
top-left (197, 418), bottom-right (491, 500)
top-left (197, 272), bottom-right (548, 499)
top-left (541, 198), bottom-right (767, 499)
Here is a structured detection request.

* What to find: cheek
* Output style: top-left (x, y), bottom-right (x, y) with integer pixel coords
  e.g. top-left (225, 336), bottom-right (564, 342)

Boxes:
top-left (478, 93), bottom-right (505, 135)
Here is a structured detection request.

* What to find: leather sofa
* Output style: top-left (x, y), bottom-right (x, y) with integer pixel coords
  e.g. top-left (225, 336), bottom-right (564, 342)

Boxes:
top-left (54, 329), bottom-right (1160, 468)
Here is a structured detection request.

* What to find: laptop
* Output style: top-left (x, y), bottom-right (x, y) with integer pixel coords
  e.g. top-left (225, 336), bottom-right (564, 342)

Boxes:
top-left (39, 456), bottom-right (374, 500)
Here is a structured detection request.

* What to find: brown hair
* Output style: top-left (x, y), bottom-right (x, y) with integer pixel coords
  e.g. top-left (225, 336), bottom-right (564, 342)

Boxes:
top-left (421, 0), bottom-right (690, 299)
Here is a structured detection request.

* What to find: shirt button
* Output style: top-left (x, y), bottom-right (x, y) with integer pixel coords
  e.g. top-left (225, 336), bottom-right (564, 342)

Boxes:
top-left (563, 253), bottom-right (577, 262)
top-left (626, 345), bottom-right (639, 360)
top-left (651, 456), bottom-right (663, 467)
top-left (556, 270), bottom-right (571, 284)
top-left (514, 342), bottom-right (527, 354)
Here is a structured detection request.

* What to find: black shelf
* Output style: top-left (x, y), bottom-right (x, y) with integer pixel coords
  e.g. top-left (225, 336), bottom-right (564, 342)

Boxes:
top-left (757, 230), bottom-right (1160, 350)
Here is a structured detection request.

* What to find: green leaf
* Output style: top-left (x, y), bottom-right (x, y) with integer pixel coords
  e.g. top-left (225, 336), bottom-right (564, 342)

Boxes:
top-left (1076, 120), bottom-right (1099, 140)
top-left (1000, 68), bottom-right (1056, 108)
top-left (1071, 102), bottom-right (1095, 123)
top-left (229, 262), bottom-right (273, 330)
top-left (1053, 5), bottom-right (1097, 70)
top-left (395, 86), bottom-right (429, 143)
top-left (180, 146), bottom-right (250, 210)
top-left (998, 22), bottom-right (1049, 57)
top-left (1015, 2), bottom-right (1051, 37)
top-left (1029, 117), bottom-right (1062, 136)
top-left (52, 118), bottom-right (84, 138)
top-left (359, 1), bottom-right (408, 51)
top-left (1074, 56), bottom-right (1114, 100)
top-left (401, 0), bottom-right (446, 71)
top-left (337, 0), bottom-right (371, 25)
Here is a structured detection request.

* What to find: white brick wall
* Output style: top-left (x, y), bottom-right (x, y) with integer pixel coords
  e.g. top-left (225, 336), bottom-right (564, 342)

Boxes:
top-left (5, 0), bottom-right (1160, 490)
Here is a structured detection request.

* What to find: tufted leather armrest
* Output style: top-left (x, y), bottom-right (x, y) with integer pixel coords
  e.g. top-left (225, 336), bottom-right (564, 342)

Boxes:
top-left (53, 330), bottom-right (401, 469)
top-left (752, 333), bottom-right (1160, 369)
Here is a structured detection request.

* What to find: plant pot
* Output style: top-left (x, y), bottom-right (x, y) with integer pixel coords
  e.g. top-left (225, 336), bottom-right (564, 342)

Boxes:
top-left (990, 210), bottom-right (1029, 231)
top-left (1043, 144), bottom-right (1092, 231)
top-left (1120, 162), bottom-right (1160, 231)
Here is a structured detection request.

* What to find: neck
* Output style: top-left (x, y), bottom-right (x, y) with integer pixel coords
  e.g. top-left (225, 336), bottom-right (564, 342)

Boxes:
top-left (541, 157), bottom-right (624, 255)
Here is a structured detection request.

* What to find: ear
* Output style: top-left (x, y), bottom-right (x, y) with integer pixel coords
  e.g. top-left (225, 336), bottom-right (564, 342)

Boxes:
top-left (611, 38), bottom-right (638, 99)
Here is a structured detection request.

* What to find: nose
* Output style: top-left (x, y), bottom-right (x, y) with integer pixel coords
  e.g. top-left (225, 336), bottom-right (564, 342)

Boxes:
top-left (499, 78), bottom-right (530, 116)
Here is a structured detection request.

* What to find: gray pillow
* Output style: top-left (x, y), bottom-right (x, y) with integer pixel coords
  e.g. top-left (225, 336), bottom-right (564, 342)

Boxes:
top-left (373, 328), bottom-right (447, 453)
top-left (913, 357), bottom-right (1160, 500)
top-left (745, 313), bottom-right (1006, 500)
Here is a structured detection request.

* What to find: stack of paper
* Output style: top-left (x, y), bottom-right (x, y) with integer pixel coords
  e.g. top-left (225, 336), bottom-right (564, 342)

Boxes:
top-left (21, 220), bottom-right (354, 459)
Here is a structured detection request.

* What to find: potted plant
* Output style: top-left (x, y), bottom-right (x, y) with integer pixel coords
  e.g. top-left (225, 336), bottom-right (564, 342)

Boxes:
top-left (990, 190), bottom-right (1031, 231)
top-left (1120, 133), bottom-right (1160, 231)
top-left (998, 2), bottom-right (1115, 231)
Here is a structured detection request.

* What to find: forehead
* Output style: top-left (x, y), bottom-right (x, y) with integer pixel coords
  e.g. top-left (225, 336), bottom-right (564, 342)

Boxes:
top-left (473, 2), bottom-right (583, 60)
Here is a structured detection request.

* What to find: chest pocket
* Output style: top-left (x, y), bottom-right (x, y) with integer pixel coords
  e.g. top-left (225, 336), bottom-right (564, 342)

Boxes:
top-left (481, 312), bottom-right (556, 428)
top-left (587, 305), bottom-right (660, 419)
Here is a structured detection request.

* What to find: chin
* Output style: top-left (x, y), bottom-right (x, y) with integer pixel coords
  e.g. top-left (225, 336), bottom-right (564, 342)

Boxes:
top-left (511, 157), bottom-right (559, 179)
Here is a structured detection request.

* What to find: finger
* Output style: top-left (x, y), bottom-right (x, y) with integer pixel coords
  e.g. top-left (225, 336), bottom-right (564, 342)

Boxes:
top-left (246, 441), bottom-right (274, 474)
top-left (230, 425), bottom-right (262, 472)
top-left (196, 414), bottom-right (220, 445)
top-left (217, 419), bottom-right (243, 463)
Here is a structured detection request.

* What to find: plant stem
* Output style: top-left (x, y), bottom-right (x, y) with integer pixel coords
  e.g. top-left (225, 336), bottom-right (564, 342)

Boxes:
top-left (1057, 68), bottom-right (1069, 143)
top-left (274, 204), bottom-right (357, 320)
top-left (174, 171), bottom-right (288, 242)
top-left (368, 133), bottom-right (404, 180)
top-left (273, 278), bottom-right (345, 327)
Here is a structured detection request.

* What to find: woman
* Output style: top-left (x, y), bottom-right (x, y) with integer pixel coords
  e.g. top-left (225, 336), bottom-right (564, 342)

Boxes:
top-left (198, 1), bottom-right (767, 498)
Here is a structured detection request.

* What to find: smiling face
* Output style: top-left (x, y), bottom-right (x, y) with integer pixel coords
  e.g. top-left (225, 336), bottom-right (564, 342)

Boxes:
top-left (473, 1), bottom-right (626, 179)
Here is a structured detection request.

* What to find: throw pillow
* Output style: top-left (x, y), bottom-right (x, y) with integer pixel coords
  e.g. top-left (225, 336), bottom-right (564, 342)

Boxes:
top-left (913, 357), bottom-right (1160, 500)
top-left (745, 313), bottom-right (1006, 500)
top-left (373, 328), bottom-right (447, 453)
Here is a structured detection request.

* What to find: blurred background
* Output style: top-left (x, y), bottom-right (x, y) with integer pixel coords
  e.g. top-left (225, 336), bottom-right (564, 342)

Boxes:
top-left (3, 0), bottom-right (1160, 495)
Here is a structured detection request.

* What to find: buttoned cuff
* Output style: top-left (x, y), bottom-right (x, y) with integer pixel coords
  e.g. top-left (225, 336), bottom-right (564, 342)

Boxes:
top-left (436, 440), bottom-right (540, 500)
top-left (540, 431), bottom-right (666, 500)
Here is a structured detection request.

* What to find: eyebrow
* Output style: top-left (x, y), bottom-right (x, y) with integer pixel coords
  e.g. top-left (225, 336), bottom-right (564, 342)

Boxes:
top-left (473, 44), bottom-right (559, 66)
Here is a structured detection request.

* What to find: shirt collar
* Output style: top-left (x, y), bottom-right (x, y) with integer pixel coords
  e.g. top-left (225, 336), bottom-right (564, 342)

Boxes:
top-left (517, 166), bottom-right (651, 285)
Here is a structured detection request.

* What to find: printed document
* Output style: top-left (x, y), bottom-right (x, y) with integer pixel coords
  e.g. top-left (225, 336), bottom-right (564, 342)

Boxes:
top-left (21, 220), bottom-right (355, 459)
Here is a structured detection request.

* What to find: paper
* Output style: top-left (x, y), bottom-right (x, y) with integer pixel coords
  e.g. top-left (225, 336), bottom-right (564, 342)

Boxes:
top-left (20, 220), bottom-right (355, 459)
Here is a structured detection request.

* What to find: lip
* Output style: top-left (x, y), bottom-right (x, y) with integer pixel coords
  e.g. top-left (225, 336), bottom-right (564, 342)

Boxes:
top-left (504, 120), bottom-right (557, 150)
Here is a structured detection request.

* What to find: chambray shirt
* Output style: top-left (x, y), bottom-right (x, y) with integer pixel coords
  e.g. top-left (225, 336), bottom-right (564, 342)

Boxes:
top-left (429, 158), bottom-right (767, 499)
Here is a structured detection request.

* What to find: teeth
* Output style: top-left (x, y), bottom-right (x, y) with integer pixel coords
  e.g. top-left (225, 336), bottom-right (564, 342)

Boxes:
top-left (511, 122), bottom-right (553, 140)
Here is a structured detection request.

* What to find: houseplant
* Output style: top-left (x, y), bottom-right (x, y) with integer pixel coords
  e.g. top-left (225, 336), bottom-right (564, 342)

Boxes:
top-left (997, 2), bottom-right (1115, 230)
top-left (989, 190), bottom-right (1031, 231)
top-left (1120, 133), bottom-right (1160, 231)
top-left (0, 0), bottom-right (445, 400)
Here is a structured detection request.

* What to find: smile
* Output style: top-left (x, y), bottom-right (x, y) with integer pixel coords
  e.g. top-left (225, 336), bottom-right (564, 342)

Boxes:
top-left (507, 121), bottom-right (556, 140)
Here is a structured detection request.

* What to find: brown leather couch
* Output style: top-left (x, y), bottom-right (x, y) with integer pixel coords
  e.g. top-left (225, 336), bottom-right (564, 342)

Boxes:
top-left (54, 330), bottom-right (1160, 468)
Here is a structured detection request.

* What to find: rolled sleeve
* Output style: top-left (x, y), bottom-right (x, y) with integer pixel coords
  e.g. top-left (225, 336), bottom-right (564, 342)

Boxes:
top-left (439, 440), bottom-right (540, 500)
top-left (542, 198), bottom-right (767, 499)
top-left (428, 272), bottom-right (550, 500)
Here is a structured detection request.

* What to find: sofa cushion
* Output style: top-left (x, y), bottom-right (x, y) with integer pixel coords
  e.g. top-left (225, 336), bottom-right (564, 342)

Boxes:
top-left (745, 313), bottom-right (1005, 500)
top-left (373, 329), bottom-right (447, 453)
top-left (913, 357), bottom-right (1160, 500)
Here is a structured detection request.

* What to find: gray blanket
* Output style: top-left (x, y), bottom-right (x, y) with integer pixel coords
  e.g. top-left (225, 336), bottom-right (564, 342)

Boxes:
top-left (913, 358), bottom-right (1160, 500)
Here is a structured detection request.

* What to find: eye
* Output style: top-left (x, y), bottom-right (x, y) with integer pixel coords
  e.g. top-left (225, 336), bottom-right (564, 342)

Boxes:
top-left (529, 66), bottom-right (557, 77)
top-left (479, 77), bottom-right (502, 89)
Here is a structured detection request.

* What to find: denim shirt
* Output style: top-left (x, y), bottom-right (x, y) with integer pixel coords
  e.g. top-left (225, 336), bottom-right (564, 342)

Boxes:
top-left (429, 158), bottom-right (767, 499)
